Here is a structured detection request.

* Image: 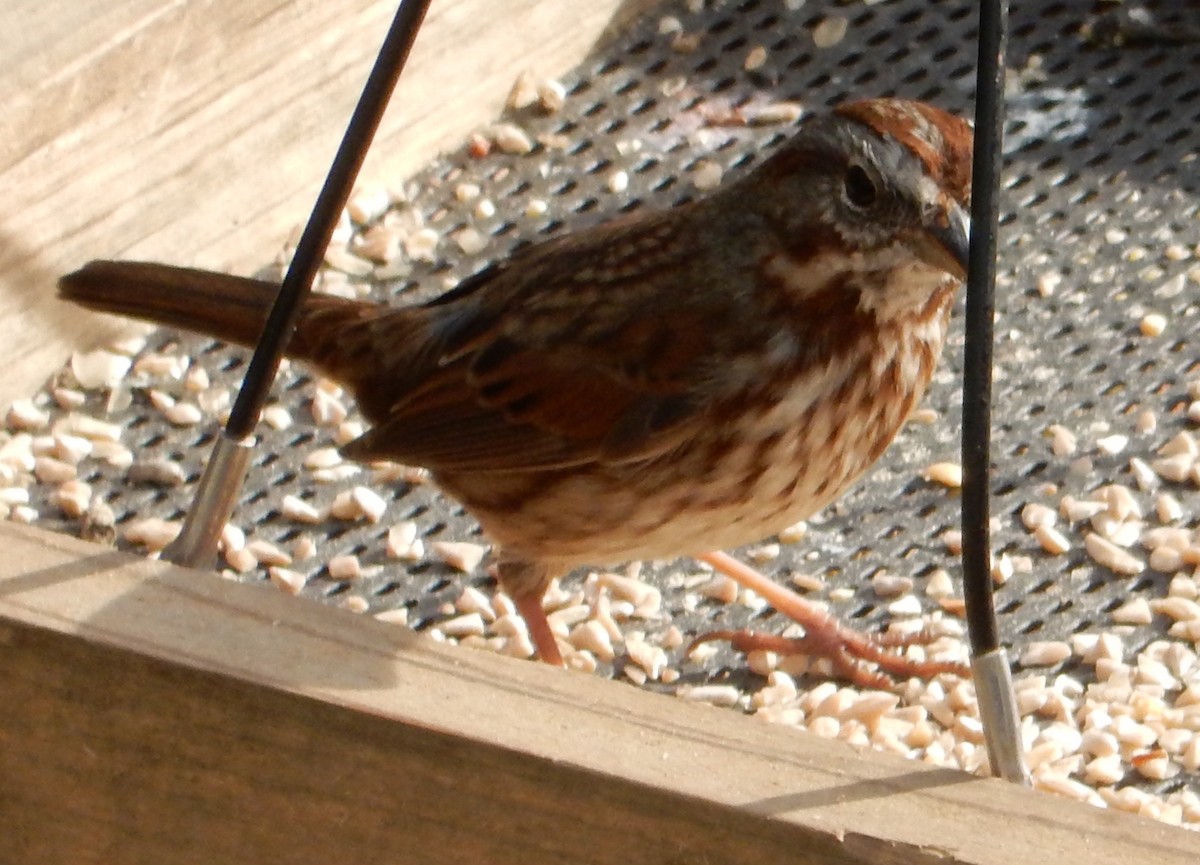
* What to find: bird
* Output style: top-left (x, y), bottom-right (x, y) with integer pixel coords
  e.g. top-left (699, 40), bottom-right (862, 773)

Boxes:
top-left (59, 97), bottom-right (973, 688)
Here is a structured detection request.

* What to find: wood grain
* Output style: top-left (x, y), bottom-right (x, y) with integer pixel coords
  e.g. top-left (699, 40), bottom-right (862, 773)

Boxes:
top-left (0, 0), bottom-right (657, 407)
top-left (2, 521), bottom-right (1198, 864)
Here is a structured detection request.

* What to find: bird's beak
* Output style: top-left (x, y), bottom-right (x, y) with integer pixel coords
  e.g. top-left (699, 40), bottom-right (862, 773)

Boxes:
top-left (908, 202), bottom-right (970, 281)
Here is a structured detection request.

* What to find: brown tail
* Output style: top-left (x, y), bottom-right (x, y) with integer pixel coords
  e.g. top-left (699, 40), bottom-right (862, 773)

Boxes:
top-left (59, 259), bottom-right (387, 365)
top-left (59, 260), bottom-right (436, 420)
top-left (60, 260), bottom-right (321, 348)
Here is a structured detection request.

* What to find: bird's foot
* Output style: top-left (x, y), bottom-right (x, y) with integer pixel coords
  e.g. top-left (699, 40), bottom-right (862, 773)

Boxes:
top-left (693, 551), bottom-right (968, 689)
top-left (690, 625), bottom-right (967, 690)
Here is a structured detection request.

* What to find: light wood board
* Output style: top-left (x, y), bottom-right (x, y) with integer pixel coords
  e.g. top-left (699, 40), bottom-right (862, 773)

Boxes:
top-left (0, 0), bottom-right (656, 407)
top-left (3, 521), bottom-right (1198, 864)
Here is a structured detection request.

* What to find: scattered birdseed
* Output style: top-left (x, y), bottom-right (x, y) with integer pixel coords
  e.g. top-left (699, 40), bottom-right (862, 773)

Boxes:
top-left (53, 480), bottom-right (91, 519)
top-left (569, 620), bottom-right (615, 660)
top-left (743, 45), bottom-right (768, 71)
top-left (404, 228), bottom-right (441, 263)
top-left (1021, 641), bottom-right (1073, 667)
top-left (220, 523), bottom-right (246, 552)
top-left (261, 405), bottom-right (293, 430)
top-left (657, 15), bottom-right (682, 35)
top-left (1021, 502), bottom-right (1057, 530)
top-left (7, 399), bottom-right (49, 431)
top-left (1160, 431), bottom-right (1198, 457)
top-left (440, 612), bottom-right (487, 638)
top-left (1129, 457), bottom-right (1159, 491)
top-left (924, 462), bottom-right (963, 488)
top-left (887, 595), bottom-right (923, 617)
top-left (1034, 525), bottom-right (1071, 555)
top-left (871, 571), bottom-right (913, 598)
top-left (347, 186), bottom-right (391, 225)
top-left (677, 684), bottom-right (742, 707)
top-left (1151, 453), bottom-right (1192, 483)
top-left (454, 228), bottom-right (488, 255)
top-left (506, 71), bottom-right (538, 110)
top-left (536, 78), bottom-right (566, 113)
top-left (925, 570), bottom-right (955, 599)
top-left (940, 528), bottom-right (963, 555)
top-left (55, 415), bottom-right (121, 443)
top-left (747, 542), bottom-right (780, 563)
top-left (222, 544), bottom-right (256, 573)
top-left (246, 539), bottom-right (292, 567)
top-left (699, 574), bottom-right (738, 604)
top-left (329, 486), bottom-right (387, 523)
top-left (778, 520), bottom-right (807, 543)
top-left (812, 16), bottom-right (849, 48)
top-left (386, 522), bottom-right (424, 561)
top-left (1046, 424), bottom-right (1077, 456)
top-left (1140, 313), bottom-right (1167, 337)
top-left (491, 123), bottom-right (534, 155)
top-left (1036, 270), bottom-right (1062, 297)
top-left (455, 182), bottom-right (481, 203)
top-left (671, 32), bottom-right (702, 54)
top-left (351, 224), bottom-right (400, 264)
top-left (269, 566), bottom-right (306, 595)
top-left (51, 388), bottom-right (86, 410)
top-left (9, 505), bottom-right (37, 525)
top-left (70, 350), bottom-right (131, 389)
top-left (691, 160), bottom-right (723, 190)
top-left (1084, 534), bottom-right (1145, 576)
top-left (455, 586), bottom-right (495, 622)
top-left (123, 518), bottom-right (181, 552)
top-left (281, 494), bottom-right (322, 523)
top-left (374, 607), bottom-right (409, 627)
top-left (430, 540), bottom-right (487, 573)
top-left (292, 536), bottom-right (317, 562)
top-left (324, 247), bottom-right (375, 277)
top-left (466, 132), bottom-right (491, 159)
top-left (34, 457), bottom-right (76, 485)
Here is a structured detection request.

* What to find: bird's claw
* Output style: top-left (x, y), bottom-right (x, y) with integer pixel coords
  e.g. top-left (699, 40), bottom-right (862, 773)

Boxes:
top-left (690, 626), bottom-right (969, 691)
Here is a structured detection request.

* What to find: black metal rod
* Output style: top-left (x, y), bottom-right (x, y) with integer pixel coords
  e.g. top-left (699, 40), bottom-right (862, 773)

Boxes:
top-left (225, 0), bottom-right (432, 439)
top-left (166, 0), bottom-right (431, 568)
top-left (961, 0), bottom-right (1009, 656)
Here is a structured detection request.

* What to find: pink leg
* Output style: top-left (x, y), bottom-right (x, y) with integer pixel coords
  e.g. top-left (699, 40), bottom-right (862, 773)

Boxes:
top-left (694, 551), bottom-right (969, 689)
top-left (514, 592), bottom-right (564, 667)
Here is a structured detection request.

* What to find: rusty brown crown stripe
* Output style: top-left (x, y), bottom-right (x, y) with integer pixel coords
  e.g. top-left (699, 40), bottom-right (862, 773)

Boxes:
top-left (835, 99), bottom-right (974, 207)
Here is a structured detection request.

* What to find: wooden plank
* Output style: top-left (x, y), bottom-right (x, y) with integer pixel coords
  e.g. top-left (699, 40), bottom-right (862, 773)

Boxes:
top-left (0, 0), bottom-right (659, 407)
top-left (2, 521), bottom-right (1197, 864)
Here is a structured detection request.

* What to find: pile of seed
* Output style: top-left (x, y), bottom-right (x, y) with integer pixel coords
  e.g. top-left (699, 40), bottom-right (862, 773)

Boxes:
top-left (8, 0), bottom-right (1200, 830)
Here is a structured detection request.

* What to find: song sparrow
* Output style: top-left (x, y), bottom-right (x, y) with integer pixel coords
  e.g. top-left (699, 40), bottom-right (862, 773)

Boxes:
top-left (60, 97), bottom-right (973, 687)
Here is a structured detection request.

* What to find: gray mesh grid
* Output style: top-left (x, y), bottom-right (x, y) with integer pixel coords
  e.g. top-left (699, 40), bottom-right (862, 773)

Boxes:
top-left (22, 0), bottom-right (1200, 795)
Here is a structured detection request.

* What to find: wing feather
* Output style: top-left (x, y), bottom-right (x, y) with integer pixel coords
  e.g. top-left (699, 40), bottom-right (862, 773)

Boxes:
top-left (339, 204), bottom-right (759, 472)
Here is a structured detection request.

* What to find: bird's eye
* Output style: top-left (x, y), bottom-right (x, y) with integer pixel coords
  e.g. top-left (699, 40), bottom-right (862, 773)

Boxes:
top-left (843, 164), bottom-right (878, 209)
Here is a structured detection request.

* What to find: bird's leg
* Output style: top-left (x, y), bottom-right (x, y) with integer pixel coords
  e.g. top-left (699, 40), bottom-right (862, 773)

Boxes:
top-left (693, 551), bottom-right (968, 689)
top-left (513, 593), bottom-right (564, 667)
top-left (497, 559), bottom-right (565, 667)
